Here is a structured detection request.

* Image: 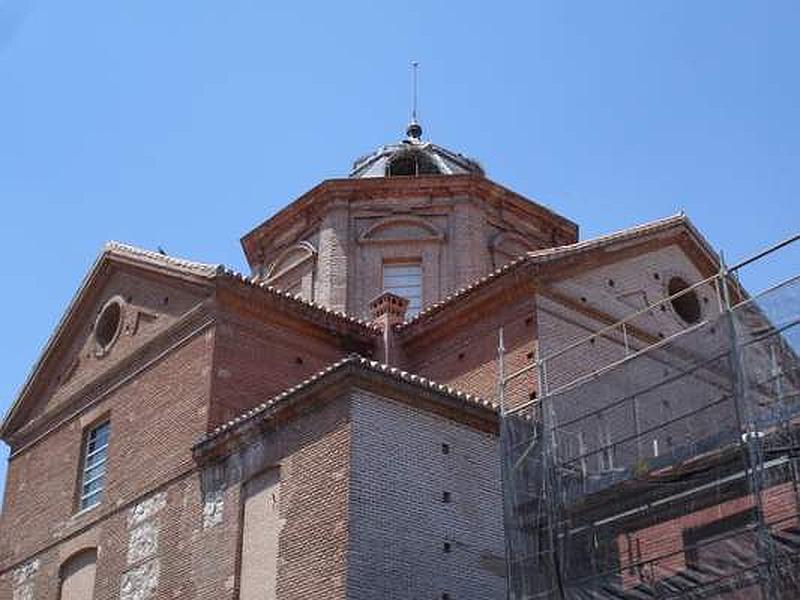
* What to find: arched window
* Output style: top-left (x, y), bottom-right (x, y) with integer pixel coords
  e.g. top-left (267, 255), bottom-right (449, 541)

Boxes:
top-left (359, 217), bottom-right (444, 244)
top-left (264, 242), bottom-right (317, 298)
top-left (265, 242), bottom-right (316, 282)
top-left (60, 548), bottom-right (97, 600)
top-left (490, 232), bottom-right (538, 269)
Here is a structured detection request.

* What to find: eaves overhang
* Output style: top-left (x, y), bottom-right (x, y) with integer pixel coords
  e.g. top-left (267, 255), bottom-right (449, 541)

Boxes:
top-left (240, 175), bottom-right (579, 269)
top-left (215, 269), bottom-right (379, 342)
top-left (1, 243), bottom-right (380, 440)
top-left (396, 213), bottom-right (720, 339)
top-left (193, 355), bottom-right (499, 462)
top-left (0, 243), bottom-right (220, 439)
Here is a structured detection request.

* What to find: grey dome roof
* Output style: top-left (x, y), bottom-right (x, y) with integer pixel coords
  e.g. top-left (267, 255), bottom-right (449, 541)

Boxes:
top-left (350, 122), bottom-right (484, 179)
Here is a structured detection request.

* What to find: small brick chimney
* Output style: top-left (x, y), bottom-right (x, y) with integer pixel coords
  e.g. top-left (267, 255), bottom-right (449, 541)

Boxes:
top-left (369, 292), bottom-right (409, 364)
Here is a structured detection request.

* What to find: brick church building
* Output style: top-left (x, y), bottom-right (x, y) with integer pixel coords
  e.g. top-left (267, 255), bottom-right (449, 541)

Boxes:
top-left (0, 119), bottom-right (766, 599)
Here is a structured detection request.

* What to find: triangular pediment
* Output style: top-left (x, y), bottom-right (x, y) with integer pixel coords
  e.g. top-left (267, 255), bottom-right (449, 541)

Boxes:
top-left (397, 214), bottom-right (720, 334)
top-left (1, 244), bottom-right (219, 442)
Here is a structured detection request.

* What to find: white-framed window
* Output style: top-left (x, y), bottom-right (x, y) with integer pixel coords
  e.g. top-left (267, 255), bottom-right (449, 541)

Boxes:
top-left (79, 421), bottom-right (110, 511)
top-left (383, 262), bottom-right (422, 316)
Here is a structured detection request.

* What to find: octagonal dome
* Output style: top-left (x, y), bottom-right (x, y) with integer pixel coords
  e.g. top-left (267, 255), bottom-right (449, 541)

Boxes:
top-left (350, 121), bottom-right (484, 178)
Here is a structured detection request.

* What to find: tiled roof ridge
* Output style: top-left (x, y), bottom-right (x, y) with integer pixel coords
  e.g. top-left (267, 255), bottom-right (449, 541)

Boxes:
top-left (218, 269), bottom-right (378, 331)
top-left (524, 213), bottom-right (687, 263)
top-left (397, 213), bottom-right (688, 330)
top-left (1, 243), bottom-right (221, 437)
top-left (195, 354), bottom-right (497, 449)
top-left (106, 241), bottom-right (379, 332)
top-left (105, 241), bottom-right (223, 276)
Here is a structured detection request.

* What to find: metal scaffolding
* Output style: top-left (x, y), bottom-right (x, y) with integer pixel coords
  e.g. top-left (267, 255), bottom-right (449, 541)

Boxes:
top-left (499, 235), bottom-right (800, 599)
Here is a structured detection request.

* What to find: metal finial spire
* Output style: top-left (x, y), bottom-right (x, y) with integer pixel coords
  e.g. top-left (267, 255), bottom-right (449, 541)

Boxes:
top-left (406, 61), bottom-right (422, 140)
top-left (411, 60), bottom-right (419, 122)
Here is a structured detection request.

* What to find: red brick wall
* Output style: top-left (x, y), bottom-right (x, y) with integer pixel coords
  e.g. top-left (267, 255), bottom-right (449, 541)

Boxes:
top-left (0, 335), bottom-right (355, 600)
top-left (0, 328), bottom-right (213, 589)
top-left (617, 482), bottom-right (800, 590)
top-left (401, 288), bottom-right (537, 410)
top-left (0, 470), bottom-right (230, 599)
top-left (8, 269), bottom-right (211, 444)
top-left (198, 392), bottom-right (353, 600)
top-left (208, 303), bottom-right (360, 428)
top-left (245, 178), bottom-right (577, 320)
top-left (275, 398), bottom-right (351, 600)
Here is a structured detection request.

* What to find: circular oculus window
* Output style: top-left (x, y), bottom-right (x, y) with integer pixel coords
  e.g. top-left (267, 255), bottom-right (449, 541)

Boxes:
top-left (667, 277), bottom-right (701, 325)
top-left (95, 300), bottom-right (123, 351)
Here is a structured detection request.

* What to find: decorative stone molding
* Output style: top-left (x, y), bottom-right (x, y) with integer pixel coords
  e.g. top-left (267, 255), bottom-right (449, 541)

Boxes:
top-left (202, 488), bottom-right (225, 529)
top-left (128, 520), bottom-right (159, 564)
top-left (128, 492), bottom-right (166, 529)
top-left (358, 216), bottom-right (444, 245)
top-left (490, 231), bottom-right (537, 269)
top-left (120, 492), bottom-right (166, 599)
top-left (93, 295), bottom-right (128, 358)
top-left (11, 559), bottom-right (39, 600)
top-left (264, 241), bottom-right (317, 282)
top-left (120, 559), bottom-right (159, 600)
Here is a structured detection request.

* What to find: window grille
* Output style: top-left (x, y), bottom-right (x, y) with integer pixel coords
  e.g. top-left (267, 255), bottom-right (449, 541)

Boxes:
top-left (383, 262), bottom-right (422, 316)
top-left (79, 421), bottom-right (110, 511)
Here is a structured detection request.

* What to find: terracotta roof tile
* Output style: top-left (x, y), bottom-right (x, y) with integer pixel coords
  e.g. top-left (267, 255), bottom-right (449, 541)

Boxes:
top-left (105, 241), bottom-right (223, 277)
top-left (107, 242), bottom-right (379, 332)
top-left (219, 268), bottom-right (377, 331)
top-left (397, 213), bottom-right (693, 330)
top-left (194, 355), bottom-right (497, 449)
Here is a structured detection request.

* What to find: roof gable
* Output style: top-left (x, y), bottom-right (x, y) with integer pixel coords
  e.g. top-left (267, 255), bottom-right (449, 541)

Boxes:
top-left (2, 242), bottom-right (380, 442)
top-left (1, 245), bottom-right (218, 440)
top-left (397, 214), bottom-right (719, 336)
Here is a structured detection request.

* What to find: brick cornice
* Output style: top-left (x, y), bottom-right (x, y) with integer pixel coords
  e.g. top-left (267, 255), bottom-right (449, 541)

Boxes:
top-left (240, 175), bottom-right (578, 267)
top-left (194, 356), bottom-right (498, 462)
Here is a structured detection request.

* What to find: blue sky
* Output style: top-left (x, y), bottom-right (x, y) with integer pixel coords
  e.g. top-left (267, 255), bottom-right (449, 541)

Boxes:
top-left (0, 1), bottom-right (798, 498)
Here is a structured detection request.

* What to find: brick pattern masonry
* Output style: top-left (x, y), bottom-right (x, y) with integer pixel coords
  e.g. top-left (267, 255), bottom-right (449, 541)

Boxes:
top-left (2, 167), bottom-right (771, 600)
